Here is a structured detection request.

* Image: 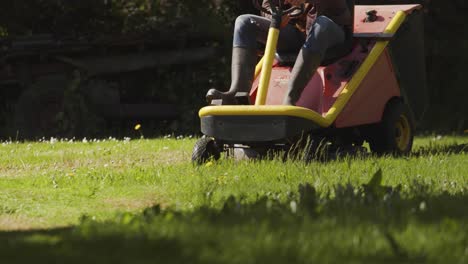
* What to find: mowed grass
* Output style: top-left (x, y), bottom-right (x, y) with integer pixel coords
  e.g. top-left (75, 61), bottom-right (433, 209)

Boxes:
top-left (0, 135), bottom-right (467, 263)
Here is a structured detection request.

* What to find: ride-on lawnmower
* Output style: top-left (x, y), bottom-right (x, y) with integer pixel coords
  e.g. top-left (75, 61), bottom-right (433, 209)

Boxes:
top-left (192, 0), bottom-right (428, 163)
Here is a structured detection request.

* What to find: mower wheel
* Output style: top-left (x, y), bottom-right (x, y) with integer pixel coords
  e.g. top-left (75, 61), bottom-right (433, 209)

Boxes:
top-left (369, 99), bottom-right (414, 155)
top-left (192, 137), bottom-right (221, 165)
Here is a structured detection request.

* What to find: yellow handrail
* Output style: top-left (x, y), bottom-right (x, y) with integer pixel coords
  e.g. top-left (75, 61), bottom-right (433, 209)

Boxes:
top-left (255, 27), bottom-right (280, 106)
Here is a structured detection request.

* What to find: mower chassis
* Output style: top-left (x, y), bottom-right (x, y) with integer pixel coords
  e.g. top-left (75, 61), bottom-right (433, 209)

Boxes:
top-left (195, 5), bottom-right (424, 162)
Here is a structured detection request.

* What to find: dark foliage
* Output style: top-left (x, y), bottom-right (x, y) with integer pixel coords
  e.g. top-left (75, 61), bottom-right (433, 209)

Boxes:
top-left (0, 0), bottom-right (466, 134)
top-left (356, 0), bottom-right (468, 131)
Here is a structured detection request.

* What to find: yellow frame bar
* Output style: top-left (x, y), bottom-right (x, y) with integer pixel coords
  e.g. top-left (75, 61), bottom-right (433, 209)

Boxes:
top-left (324, 11), bottom-right (406, 124)
top-left (254, 56), bottom-right (264, 80)
top-left (255, 27), bottom-right (280, 106)
top-left (200, 11), bottom-right (407, 128)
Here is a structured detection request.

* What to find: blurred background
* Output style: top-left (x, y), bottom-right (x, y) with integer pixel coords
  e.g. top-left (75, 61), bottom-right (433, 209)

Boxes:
top-left (0, 0), bottom-right (465, 139)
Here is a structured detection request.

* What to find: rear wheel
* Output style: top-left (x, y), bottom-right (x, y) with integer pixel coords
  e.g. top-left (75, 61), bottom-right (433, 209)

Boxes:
top-left (192, 137), bottom-right (221, 165)
top-left (368, 99), bottom-right (414, 155)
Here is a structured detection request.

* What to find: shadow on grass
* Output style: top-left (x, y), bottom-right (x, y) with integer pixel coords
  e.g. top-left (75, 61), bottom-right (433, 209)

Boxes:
top-left (1, 173), bottom-right (467, 264)
top-left (0, 227), bottom-right (194, 263)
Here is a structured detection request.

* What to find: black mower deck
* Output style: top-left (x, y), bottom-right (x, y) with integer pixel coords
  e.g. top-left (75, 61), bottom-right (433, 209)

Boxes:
top-left (201, 115), bottom-right (318, 143)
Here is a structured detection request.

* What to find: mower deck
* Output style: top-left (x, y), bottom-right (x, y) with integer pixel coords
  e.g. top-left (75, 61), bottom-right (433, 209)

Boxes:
top-left (200, 106), bottom-right (321, 143)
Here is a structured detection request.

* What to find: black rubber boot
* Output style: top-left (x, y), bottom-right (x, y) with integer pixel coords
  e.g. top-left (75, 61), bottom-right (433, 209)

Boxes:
top-left (206, 47), bottom-right (257, 105)
top-left (283, 48), bottom-right (322, 105)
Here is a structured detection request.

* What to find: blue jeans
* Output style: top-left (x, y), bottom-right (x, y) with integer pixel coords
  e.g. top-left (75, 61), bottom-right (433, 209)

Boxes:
top-left (233, 14), bottom-right (346, 56)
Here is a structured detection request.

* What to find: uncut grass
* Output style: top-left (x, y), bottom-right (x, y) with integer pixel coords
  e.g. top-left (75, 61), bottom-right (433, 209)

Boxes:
top-left (0, 138), bottom-right (193, 229)
top-left (0, 136), bottom-right (467, 263)
top-left (1, 176), bottom-right (467, 263)
top-left (0, 136), bottom-right (466, 229)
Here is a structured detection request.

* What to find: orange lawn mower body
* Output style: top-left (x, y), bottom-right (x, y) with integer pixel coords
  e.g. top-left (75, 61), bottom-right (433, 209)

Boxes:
top-left (193, 4), bottom-right (428, 163)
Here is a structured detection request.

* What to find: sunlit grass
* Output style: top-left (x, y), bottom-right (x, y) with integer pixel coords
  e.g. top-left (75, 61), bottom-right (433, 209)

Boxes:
top-left (0, 135), bottom-right (466, 263)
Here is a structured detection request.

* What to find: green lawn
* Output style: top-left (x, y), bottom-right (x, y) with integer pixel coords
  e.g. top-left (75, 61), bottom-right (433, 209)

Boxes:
top-left (0, 136), bottom-right (467, 263)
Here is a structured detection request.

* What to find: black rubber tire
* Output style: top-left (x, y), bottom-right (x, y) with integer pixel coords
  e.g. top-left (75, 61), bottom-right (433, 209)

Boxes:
top-left (192, 137), bottom-right (221, 165)
top-left (368, 99), bottom-right (415, 156)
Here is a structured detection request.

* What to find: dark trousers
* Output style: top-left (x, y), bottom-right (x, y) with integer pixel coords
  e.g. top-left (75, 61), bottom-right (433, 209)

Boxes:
top-left (233, 14), bottom-right (345, 57)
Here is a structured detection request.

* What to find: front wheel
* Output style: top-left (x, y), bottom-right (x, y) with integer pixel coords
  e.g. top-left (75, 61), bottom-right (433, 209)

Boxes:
top-left (368, 99), bottom-right (414, 156)
top-left (192, 137), bottom-right (221, 165)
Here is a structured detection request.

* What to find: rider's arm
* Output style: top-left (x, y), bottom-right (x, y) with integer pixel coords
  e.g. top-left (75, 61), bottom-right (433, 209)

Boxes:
top-left (261, 0), bottom-right (291, 27)
top-left (261, 0), bottom-right (275, 19)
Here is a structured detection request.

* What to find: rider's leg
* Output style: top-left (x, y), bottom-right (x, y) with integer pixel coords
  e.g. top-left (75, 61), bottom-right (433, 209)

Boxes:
top-left (206, 15), bottom-right (304, 104)
top-left (206, 15), bottom-right (268, 104)
top-left (283, 16), bottom-right (346, 106)
top-left (205, 47), bottom-right (257, 105)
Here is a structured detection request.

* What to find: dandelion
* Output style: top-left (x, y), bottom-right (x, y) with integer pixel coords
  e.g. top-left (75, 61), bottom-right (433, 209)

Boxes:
top-left (134, 124), bottom-right (144, 139)
top-left (205, 161), bottom-right (213, 167)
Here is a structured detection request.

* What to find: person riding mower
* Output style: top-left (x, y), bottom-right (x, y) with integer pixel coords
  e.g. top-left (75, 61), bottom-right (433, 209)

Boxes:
top-left (206, 0), bottom-right (354, 106)
top-left (193, 0), bottom-right (428, 163)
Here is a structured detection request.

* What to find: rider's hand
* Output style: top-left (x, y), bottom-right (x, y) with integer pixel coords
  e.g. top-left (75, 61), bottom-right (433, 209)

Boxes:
top-left (280, 14), bottom-right (291, 28)
top-left (285, 0), bottom-right (306, 6)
